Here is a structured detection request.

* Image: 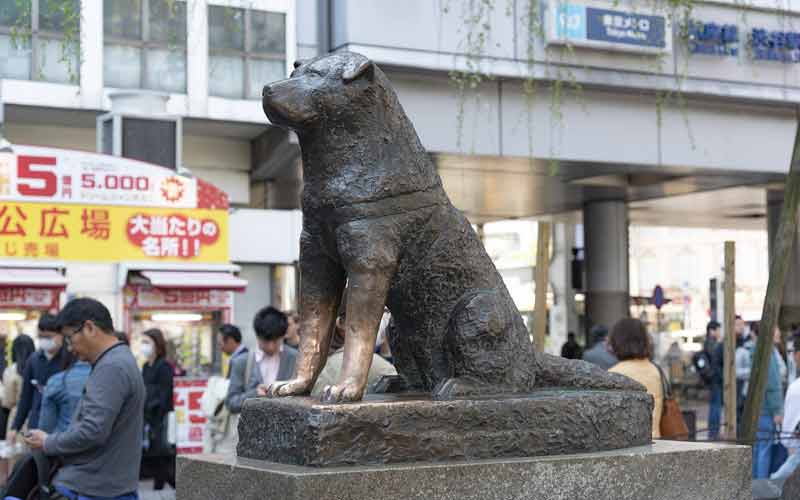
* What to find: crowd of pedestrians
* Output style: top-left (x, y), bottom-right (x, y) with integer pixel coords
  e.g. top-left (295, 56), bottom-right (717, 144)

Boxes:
top-left (570, 314), bottom-right (800, 481)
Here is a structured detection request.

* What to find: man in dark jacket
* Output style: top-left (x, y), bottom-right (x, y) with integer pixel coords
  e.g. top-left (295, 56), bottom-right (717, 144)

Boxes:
top-left (582, 325), bottom-right (618, 370)
top-left (706, 320), bottom-right (723, 440)
top-left (560, 332), bottom-right (583, 360)
top-left (218, 323), bottom-right (247, 379)
top-left (9, 313), bottom-right (68, 440)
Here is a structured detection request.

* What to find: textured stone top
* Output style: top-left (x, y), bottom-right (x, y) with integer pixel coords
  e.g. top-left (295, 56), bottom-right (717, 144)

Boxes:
top-left (237, 389), bottom-right (653, 467)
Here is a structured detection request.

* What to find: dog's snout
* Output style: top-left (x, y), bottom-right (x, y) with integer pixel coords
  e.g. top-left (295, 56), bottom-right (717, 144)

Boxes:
top-left (262, 84), bottom-right (272, 98)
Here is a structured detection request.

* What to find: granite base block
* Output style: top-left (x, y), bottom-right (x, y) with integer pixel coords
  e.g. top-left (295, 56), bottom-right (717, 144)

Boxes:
top-left (177, 441), bottom-right (751, 500)
top-left (237, 389), bottom-right (652, 466)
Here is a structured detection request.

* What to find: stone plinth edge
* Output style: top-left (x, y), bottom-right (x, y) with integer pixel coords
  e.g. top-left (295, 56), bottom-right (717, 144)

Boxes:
top-left (177, 441), bottom-right (751, 500)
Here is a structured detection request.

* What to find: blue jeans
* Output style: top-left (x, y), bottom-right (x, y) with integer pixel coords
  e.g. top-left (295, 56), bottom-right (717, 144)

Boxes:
top-left (708, 384), bottom-right (722, 440)
top-left (54, 485), bottom-right (139, 500)
top-left (771, 450), bottom-right (800, 480)
top-left (753, 414), bottom-right (776, 479)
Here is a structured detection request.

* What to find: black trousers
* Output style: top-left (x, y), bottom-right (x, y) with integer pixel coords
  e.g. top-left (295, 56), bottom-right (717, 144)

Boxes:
top-left (141, 455), bottom-right (175, 490)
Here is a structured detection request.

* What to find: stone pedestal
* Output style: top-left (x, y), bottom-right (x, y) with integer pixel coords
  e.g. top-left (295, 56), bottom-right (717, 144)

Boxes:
top-left (236, 390), bottom-right (652, 466)
top-left (177, 441), bottom-right (751, 500)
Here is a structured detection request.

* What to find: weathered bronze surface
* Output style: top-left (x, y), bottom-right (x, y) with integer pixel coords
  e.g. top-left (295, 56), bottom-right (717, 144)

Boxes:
top-left (261, 51), bottom-right (641, 403)
top-left (237, 390), bottom-right (653, 466)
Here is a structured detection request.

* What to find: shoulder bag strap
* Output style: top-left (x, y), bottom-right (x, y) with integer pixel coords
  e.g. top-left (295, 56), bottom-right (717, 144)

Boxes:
top-left (652, 361), bottom-right (672, 401)
top-left (244, 351), bottom-right (255, 388)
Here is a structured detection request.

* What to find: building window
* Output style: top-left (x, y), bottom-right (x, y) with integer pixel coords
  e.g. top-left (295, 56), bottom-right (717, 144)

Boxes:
top-left (0, 0), bottom-right (80, 84)
top-left (208, 5), bottom-right (286, 100)
top-left (103, 0), bottom-right (187, 93)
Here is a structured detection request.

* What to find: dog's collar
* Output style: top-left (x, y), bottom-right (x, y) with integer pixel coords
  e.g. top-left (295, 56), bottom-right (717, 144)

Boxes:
top-left (328, 188), bottom-right (446, 226)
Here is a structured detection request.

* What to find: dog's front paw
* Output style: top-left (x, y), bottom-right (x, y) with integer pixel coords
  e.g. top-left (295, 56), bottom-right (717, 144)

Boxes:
top-left (267, 377), bottom-right (313, 397)
top-left (320, 381), bottom-right (365, 404)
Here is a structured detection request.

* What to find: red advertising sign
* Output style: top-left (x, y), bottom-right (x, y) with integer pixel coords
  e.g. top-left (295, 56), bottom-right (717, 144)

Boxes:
top-left (0, 146), bottom-right (231, 209)
top-left (0, 287), bottom-right (59, 309)
top-left (173, 378), bottom-right (208, 454)
top-left (125, 287), bottom-right (233, 310)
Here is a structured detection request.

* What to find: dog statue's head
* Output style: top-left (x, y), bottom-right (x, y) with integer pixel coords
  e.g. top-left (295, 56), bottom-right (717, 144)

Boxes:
top-left (262, 52), bottom-right (377, 132)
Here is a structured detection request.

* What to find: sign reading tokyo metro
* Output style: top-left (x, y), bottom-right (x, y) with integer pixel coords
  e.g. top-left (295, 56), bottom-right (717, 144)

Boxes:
top-left (548, 1), bottom-right (670, 54)
top-left (0, 145), bottom-right (229, 263)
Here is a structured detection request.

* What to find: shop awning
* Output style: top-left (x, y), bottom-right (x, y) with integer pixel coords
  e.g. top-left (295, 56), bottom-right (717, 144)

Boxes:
top-left (0, 268), bottom-right (68, 289)
top-left (140, 271), bottom-right (247, 292)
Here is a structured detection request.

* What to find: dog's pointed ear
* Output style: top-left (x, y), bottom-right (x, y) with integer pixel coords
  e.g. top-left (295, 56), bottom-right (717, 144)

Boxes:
top-left (342, 59), bottom-right (374, 83)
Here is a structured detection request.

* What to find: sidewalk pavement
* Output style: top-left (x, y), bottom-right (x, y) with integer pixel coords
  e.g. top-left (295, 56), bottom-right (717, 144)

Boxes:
top-left (139, 482), bottom-right (175, 500)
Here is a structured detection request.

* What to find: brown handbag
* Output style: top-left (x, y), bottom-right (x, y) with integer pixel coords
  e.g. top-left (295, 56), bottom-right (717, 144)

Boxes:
top-left (654, 362), bottom-right (689, 440)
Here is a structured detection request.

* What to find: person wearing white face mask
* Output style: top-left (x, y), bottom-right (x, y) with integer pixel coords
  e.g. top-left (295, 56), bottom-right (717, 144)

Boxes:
top-left (8, 313), bottom-right (70, 443)
top-left (139, 329), bottom-right (175, 491)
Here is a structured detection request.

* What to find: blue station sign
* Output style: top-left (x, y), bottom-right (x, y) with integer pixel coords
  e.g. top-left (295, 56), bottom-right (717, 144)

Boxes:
top-left (750, 28), bottom-right (800, 63)
top-left (688, 21), bottom-right (739, 56)
top-left (548, 1), bottom-right (670, 54)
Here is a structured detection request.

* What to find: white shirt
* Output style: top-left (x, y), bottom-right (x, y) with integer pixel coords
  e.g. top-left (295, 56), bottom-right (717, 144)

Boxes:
top-left (255, 345), bottom-right (282, 386)
top-left (781, 377), bottom-right (800, 451)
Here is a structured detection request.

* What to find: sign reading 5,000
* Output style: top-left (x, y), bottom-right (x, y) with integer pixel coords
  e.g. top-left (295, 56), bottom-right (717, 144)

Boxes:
top-left (0, 145), bottom-right (212, 209)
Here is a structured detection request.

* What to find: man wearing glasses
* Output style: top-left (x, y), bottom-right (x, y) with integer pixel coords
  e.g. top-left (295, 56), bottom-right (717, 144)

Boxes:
top-left (24, 298), bottom-right (145, 500)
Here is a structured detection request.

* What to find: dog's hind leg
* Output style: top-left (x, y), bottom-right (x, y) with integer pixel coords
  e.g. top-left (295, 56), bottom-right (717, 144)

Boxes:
top-left (433, 289), bottom-right (536, 400)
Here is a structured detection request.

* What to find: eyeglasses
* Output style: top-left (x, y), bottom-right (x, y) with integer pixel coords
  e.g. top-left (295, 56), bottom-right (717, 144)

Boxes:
top-left (63, 321), bottom-right (86, 348)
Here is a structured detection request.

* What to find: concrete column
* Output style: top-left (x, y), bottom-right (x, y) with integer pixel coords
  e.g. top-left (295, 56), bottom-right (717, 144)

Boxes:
top-left (548, 222), bottom-right (579, 356)
top-left (583, 200), bottom-right (630, 332)
top-left (766, 190), bottom-right (800, 328)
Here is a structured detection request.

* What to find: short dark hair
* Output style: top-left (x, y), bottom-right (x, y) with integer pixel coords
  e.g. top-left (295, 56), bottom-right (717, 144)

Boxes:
top-left (253, 306), bottom-right (288, 341)
top-left (609, 318), bottom-right (651, 361)
top-left (706, 321), bottom-right (721, 336)
top-left (219, 324), bottom-right (242, 344)
top-left (590, 324), bottom-right (609, 341)
top-left (114, 331), bottom-right (129, 345)
top-left (56, 298), bottom-right (114, 333)
top-left (38, 313), bottom-right (59, 332)
top-left (793, 333), bottom-right (800, 354)
top-left (143, 328), bottom-right (167, 359)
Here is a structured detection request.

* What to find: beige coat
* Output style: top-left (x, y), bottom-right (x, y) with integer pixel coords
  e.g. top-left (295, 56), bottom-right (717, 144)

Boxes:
top-left (609, 359), bottom-right (663, 438)
top-left (2, 364), bottom-right (23, 435)
top-left (311, 351), bottom-right (397, 398)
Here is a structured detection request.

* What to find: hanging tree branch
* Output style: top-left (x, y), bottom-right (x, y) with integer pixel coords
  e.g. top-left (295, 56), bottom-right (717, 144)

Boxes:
top-left (741, 109), bottom-right (800, 442)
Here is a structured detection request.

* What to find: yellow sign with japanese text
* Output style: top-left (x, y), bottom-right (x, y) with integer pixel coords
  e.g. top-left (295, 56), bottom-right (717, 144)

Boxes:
top-left (0, 145), bottom-right (231, 263)
top-left (0, 201), bottom-right (229, 263)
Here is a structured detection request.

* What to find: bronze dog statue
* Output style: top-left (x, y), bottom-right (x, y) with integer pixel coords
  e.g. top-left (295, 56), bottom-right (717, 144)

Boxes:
top-left (262, 52), bottom-right (641, 403)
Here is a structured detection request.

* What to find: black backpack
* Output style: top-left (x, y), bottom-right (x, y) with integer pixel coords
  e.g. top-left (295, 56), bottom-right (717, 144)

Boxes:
top-left (692, 350), bottom-right (713, 384)
top-left (1, 450), bottom-right (64, 500)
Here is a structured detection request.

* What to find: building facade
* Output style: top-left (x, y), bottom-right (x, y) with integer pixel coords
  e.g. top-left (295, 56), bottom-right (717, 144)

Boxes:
top-left (1, 0), bottom-right (799, 359)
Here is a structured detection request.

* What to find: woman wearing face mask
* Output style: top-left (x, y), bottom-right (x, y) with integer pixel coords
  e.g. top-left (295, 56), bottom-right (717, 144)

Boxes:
top-left (2, 335), bottom-right (35, 438)
top-left (140, 328), bottom-right (175, 490)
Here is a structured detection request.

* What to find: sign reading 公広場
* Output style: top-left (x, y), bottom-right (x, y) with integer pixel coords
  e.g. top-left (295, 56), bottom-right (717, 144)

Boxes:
top-left (547, 1), bottom-right (670, 54)
top-left (0, 145), bottom-right (230, 263)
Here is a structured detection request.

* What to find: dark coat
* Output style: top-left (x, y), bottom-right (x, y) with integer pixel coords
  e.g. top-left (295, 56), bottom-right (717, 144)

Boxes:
top-left (142, 357), bottom-right (174, 456)
top-left (12, 346), bottom-right (67, 430)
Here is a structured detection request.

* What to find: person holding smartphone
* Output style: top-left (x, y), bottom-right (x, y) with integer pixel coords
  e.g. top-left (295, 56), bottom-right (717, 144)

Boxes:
top-left (8, 314), bottom-right (69, 443)
top-left (23, 298), bottom-right (145, 500)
